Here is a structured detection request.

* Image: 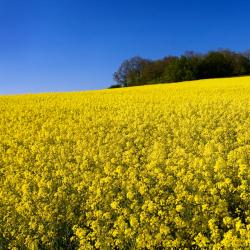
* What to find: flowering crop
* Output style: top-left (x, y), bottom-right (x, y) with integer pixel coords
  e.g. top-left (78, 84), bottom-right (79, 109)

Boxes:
top-left (0, 77), bottom-right (249, 249)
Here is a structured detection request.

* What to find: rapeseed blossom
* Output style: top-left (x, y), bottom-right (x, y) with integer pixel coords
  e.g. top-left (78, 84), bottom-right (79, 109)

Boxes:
top-left (0, 77), bottom-right (249, 249)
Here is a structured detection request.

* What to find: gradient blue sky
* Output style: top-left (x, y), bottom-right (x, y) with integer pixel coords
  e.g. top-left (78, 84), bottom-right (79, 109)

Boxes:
top-left (0, 0), bottom-right (250, 94)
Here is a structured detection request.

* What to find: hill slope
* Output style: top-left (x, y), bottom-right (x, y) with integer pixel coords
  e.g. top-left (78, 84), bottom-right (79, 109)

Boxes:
top-left (0, 77), bottom-right (249, 249)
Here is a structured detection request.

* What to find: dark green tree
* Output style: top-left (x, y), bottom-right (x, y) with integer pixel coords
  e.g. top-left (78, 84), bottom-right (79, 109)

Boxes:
top-left (113, 49), bottom-right (250, 88)
top-left (113, 56), bottom-right (150, 87)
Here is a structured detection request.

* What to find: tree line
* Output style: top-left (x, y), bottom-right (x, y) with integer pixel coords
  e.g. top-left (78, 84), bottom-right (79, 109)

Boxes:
top-left (111, 49), bottom-right (250, 88)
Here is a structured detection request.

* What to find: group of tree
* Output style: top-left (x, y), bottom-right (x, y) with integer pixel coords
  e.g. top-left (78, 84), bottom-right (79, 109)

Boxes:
top-left (111, 49), bottom-right (250, 88)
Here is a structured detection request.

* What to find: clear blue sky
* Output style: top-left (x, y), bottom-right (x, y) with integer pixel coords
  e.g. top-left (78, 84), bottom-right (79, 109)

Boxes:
top-left (1, 0), bottom-right (250, 94)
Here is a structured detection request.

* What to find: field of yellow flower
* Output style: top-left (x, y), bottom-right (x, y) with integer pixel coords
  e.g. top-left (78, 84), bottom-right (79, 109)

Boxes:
top-left (0, 77), bottom-right (249, 249)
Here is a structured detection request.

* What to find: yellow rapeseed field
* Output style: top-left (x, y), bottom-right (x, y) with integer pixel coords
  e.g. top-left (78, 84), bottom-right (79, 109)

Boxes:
top-left (0, 77), bottom-right (249, 249)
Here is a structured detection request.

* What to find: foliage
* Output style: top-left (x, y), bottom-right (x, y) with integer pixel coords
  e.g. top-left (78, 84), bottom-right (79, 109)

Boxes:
top-left (0, 77), bottom-right (250, 249)
top-left (108, 84), bottom-right (122, 89)
top-left (113, 56), bottom-right (150, 87)
top-left (113, 49), bottom-right (250, 87)
top-left (162, 55), bottom-right (201, 83)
